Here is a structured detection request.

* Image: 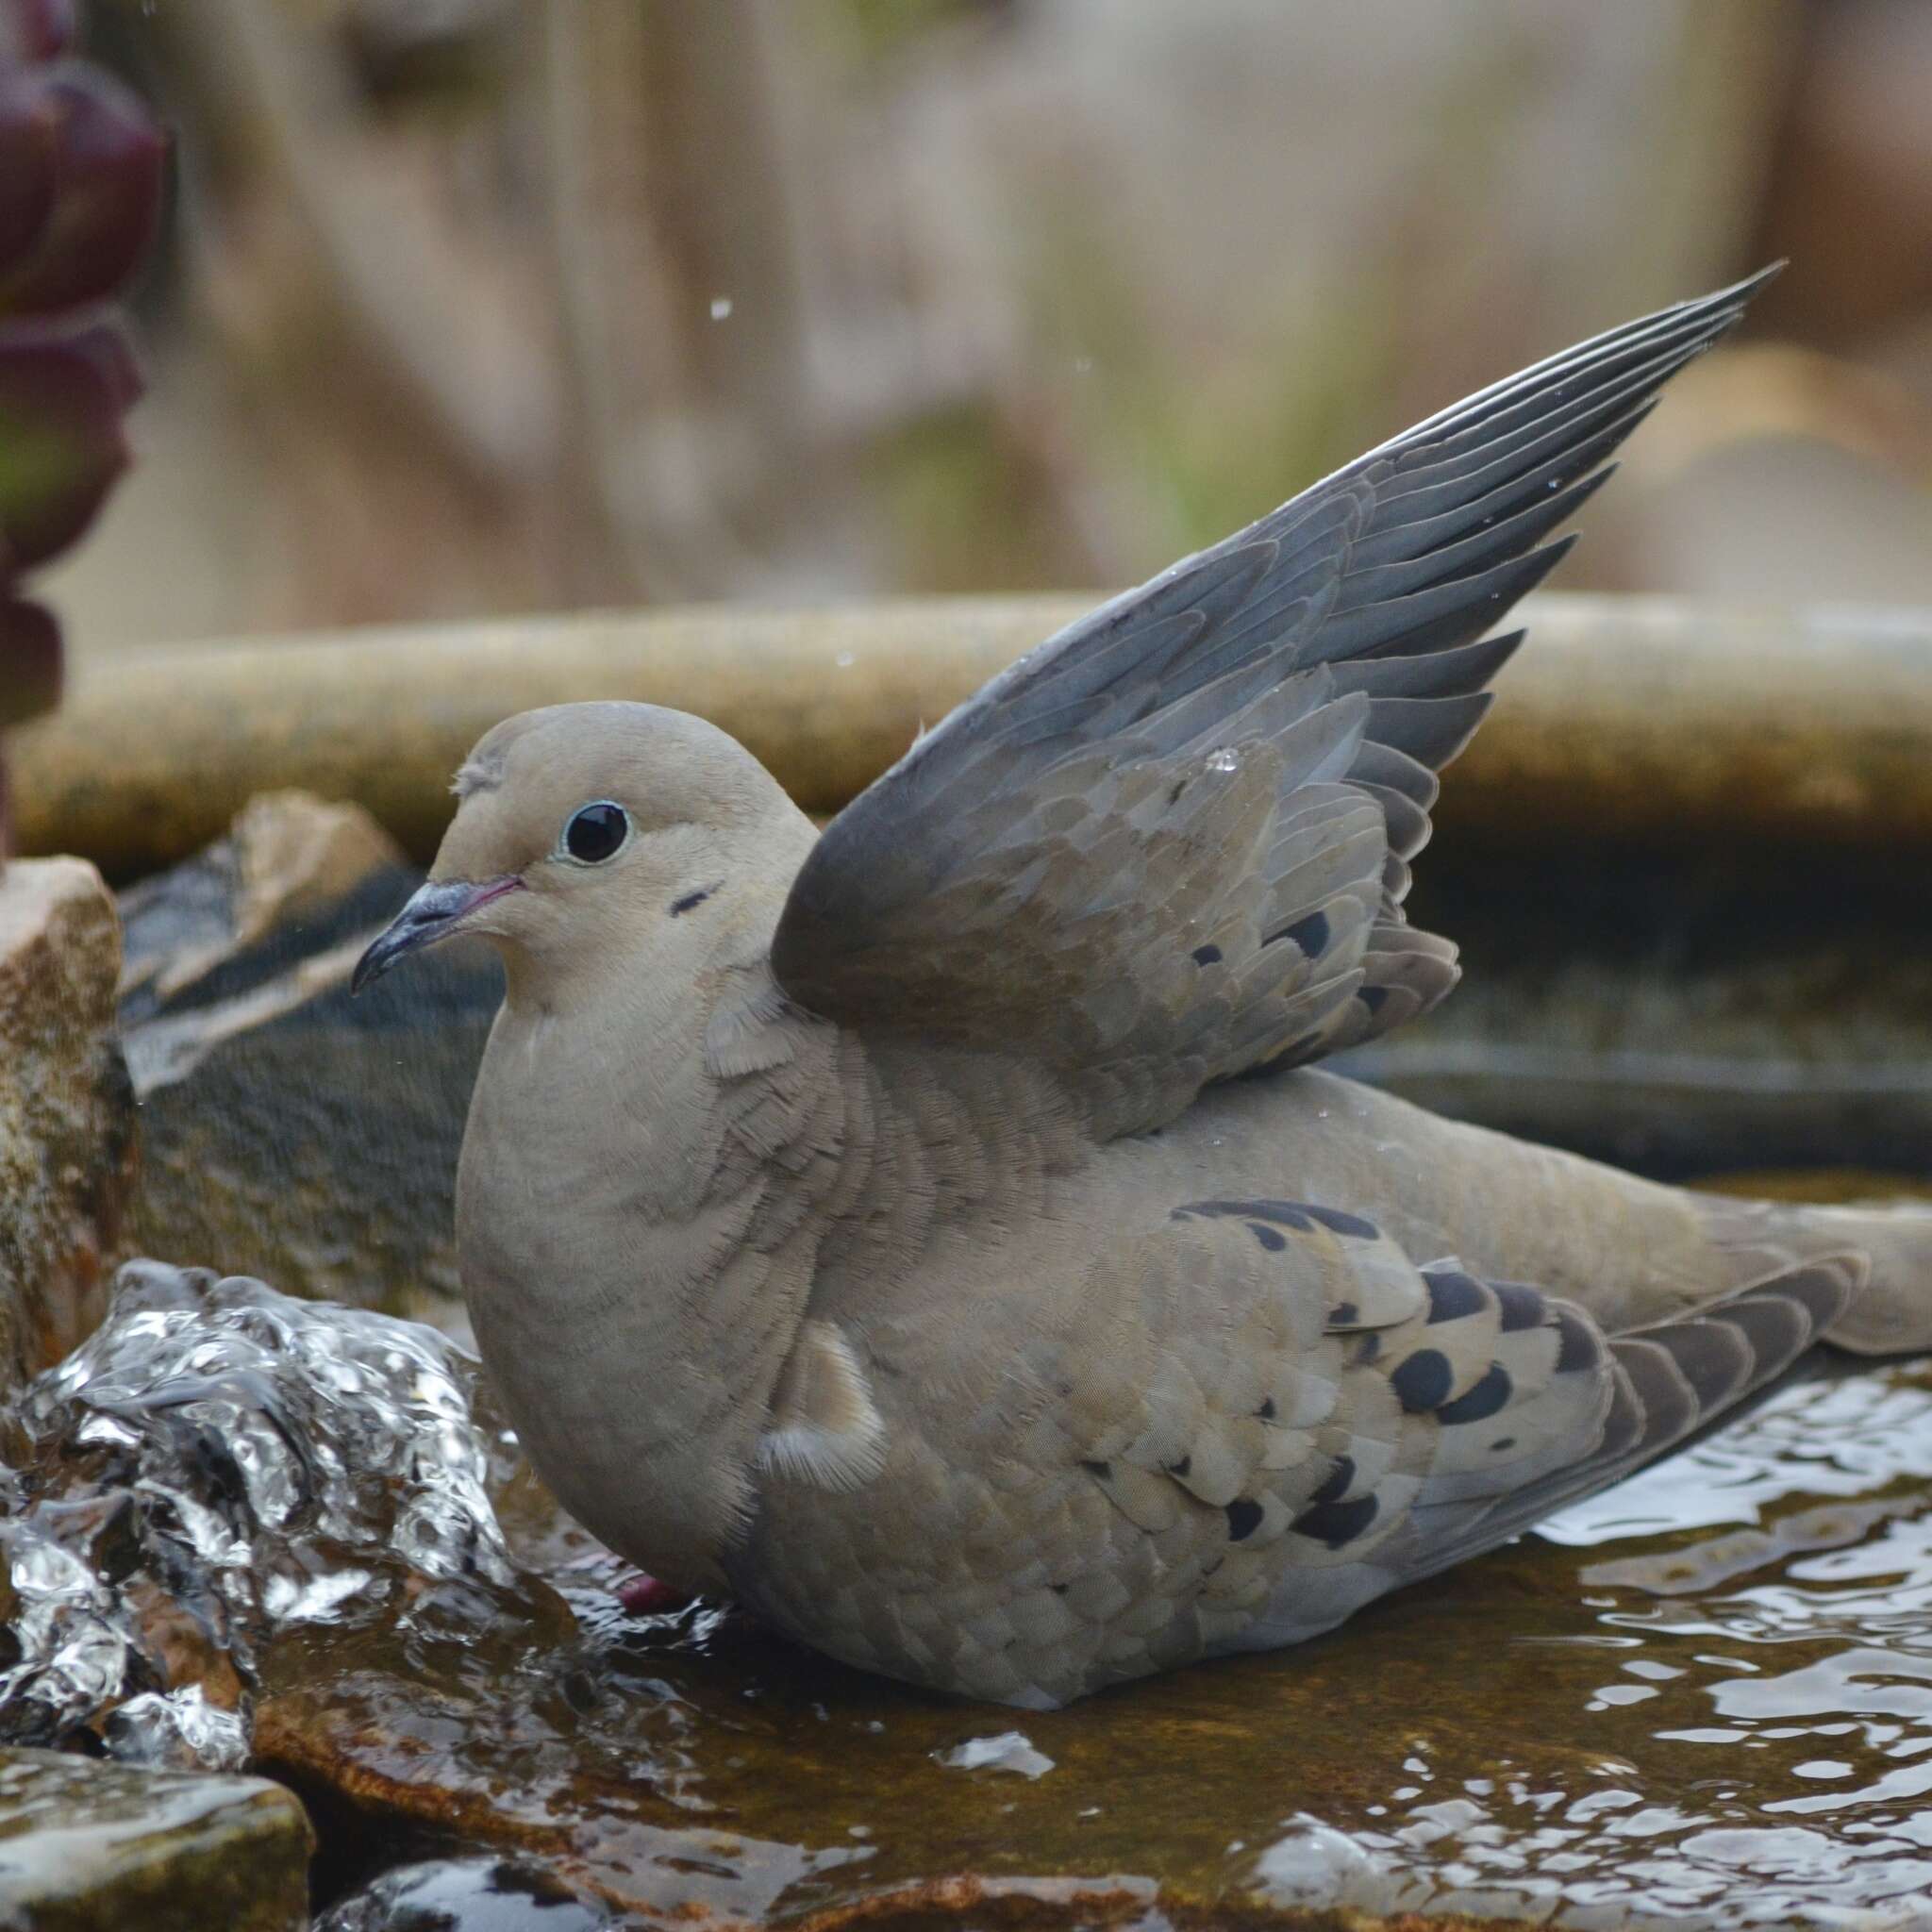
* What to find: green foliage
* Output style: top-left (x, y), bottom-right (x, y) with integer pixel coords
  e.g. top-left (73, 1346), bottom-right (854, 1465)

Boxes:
top-left (867, 400), bottom-right (1084, 593)
top-left (821, 0), bottom-right (1002, 67)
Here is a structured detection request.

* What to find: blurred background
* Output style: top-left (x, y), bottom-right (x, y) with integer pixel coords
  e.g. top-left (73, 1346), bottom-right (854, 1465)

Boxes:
top-left (42, 0), bottom-right (1932, 658)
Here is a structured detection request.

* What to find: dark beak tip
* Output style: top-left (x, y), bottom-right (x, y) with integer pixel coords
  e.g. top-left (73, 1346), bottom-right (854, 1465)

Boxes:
top-left (350, 935), bottom-right (399, 997)
top-left (351, 876), bottom-right (509, 998)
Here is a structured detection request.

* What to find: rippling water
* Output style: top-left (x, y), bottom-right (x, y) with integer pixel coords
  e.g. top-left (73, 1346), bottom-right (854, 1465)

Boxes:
top-left (1233, 1357), bottom-right (1932, 1927)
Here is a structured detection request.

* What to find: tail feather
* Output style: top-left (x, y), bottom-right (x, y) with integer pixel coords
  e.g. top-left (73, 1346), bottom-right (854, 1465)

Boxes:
top-left (1807, 1202), bottom-right (1932, 1354)
top-left (1390, 1253), bottom-right (1865, 1586)
top-left (1606, 1255), bottom-right (1866, 1468)
top-left (1697, 1194), bottom-right (1932, 1356)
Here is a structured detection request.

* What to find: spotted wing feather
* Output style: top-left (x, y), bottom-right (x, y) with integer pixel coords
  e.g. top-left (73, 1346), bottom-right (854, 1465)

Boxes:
top-left (1039, 1193), bottom-right (1863, 1672)
top-left (774, 273), bottom-right (1777, 1137)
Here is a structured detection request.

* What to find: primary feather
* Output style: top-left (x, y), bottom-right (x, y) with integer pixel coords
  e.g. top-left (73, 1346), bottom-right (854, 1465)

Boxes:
top-left (774, 270), bottom-right (1780, 1137)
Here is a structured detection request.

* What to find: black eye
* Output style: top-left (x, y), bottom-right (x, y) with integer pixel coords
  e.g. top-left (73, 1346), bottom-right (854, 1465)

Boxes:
top-left (563, 802), bottom-right (629, 864)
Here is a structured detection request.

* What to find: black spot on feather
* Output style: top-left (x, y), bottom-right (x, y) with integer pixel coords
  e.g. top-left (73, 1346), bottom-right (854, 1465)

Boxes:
top-left (1329, 1301), bottom-right (1358, 1326)
top-left (1308, 1454), bottom-right (1355, 1505)
top-left (1492, 1282), bottom-right (1545, 1333)
top-left (1292, 1492), bottom-right (1379, 1549)
top-left (1269, 908), bottom-right (1330, 956)
top-left (1358, 985), bottom-right (1389, 1016)
top-left (1165, 1455), bottom-right (1191, 1479)
top-left (1225, 1498), bottom-right (1265, 1542)
top-left (670, 884), bottom-right (718, 917)
top-left (1437, 1363), bottom-right (1512, 1424)
top-left (1391, 1347), bottom-right (1454, 1412)
top-left (1080, 1459), bottom-right (1111, 1480)
top-left (1554, 1308), bottom-right (1601, 1374)
top-left (1191, 943), bottom-right (1224, 966)
top-left (1247, 1221), bottom-right (1287, 1253)
top-left (1424, 1269), bottom-right (1486, 1324)
top-left (1256, 1396), bottom-right (1276, 1421)
top-left (1300, 1203), bottom-right (1379, 1241)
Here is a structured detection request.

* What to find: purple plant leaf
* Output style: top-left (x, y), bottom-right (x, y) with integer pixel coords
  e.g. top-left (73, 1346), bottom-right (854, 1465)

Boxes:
top-left (0, 63), bottom-right (164, 319)
top-left (0, 316), bottom-right (139, 572)
top-left (0, 595), bottom-right (60, 728)
top-left (0, 74), bottom-right (58, 271)
top-left (0, 0), bottom-right (75, 65)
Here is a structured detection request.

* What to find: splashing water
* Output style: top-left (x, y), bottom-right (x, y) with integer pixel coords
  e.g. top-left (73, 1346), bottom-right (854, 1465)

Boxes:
top-left (0, 1261), bottom-right (513, 1768)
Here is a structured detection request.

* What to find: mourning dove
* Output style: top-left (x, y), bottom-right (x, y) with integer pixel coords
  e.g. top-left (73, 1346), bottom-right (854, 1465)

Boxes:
top-left (357, 269), bottom-right (1932, 1708)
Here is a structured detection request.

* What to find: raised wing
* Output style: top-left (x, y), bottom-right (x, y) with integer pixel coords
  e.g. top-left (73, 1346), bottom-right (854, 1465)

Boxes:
top-left (774, 271), bottom-right (1777, 1139)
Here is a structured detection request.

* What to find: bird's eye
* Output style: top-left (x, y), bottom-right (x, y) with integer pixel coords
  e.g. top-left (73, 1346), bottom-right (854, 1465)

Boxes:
top-left (562, 801), bottom-right (630, 864)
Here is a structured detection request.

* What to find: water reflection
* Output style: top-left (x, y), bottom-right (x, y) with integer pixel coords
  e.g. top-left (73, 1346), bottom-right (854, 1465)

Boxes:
top-left (1538, 1360), bottom-right (1932, 1543)
top-left (1246, 1352), bottom-right (1932, 1926)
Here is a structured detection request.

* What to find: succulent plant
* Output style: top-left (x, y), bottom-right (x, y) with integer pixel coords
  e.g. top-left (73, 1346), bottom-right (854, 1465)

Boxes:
top-left (0, 0), bottom-right (162, 854)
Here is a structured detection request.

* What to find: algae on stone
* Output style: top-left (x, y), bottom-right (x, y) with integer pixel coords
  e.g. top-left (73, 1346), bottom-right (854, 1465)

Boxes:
top-left (0, 1746), bottom-right (311, 1932)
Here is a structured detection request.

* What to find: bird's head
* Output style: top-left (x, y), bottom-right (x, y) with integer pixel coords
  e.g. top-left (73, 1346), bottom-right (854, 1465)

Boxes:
top-left (353, 701), bottom-right (812, 1008)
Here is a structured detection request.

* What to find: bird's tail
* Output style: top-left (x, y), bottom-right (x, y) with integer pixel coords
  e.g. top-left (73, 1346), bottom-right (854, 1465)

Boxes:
top-left (1696, 1193), bottom-right (1932, 1356)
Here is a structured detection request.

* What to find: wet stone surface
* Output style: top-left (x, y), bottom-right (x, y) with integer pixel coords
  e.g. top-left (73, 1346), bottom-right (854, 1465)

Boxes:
top-left (0, 1743), bottom-right (311, 1932)
top-left (1351, 845), bottom-right (1932, 1181)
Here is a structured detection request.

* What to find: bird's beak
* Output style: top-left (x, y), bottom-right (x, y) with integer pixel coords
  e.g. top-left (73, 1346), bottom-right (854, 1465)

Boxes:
top-left (352, 876), bottom-right (523, 994)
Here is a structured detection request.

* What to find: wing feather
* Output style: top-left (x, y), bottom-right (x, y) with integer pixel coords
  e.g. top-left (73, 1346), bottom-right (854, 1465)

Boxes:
top-left (1059, 1198), bottom-right (1864, 1664)
top-left (774, 271), bottom-right (1779, 1137)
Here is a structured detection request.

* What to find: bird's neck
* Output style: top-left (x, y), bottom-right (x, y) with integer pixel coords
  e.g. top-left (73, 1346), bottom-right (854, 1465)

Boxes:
top-left (457, 934), bottom-right (845, 1594)
top-left (458, 909), bottom-right (1094, 1594)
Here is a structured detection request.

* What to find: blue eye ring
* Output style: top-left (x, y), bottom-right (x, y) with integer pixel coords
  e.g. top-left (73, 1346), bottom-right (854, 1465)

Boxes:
top-left (562, 801), bottom-right (630, 864)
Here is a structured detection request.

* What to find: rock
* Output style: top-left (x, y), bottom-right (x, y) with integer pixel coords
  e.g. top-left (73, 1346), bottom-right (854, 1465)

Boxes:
top-left (118, 790), bottom-right (407, 1024)
top-left (0, 1745), bottom-right (311, 1932)
top-left (116, 791), bottom-right (494, 1325)
top-left (1342, 842), bottom-right (1932, 1180)
top-left (0, 857), bottom-right (136, 1399)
